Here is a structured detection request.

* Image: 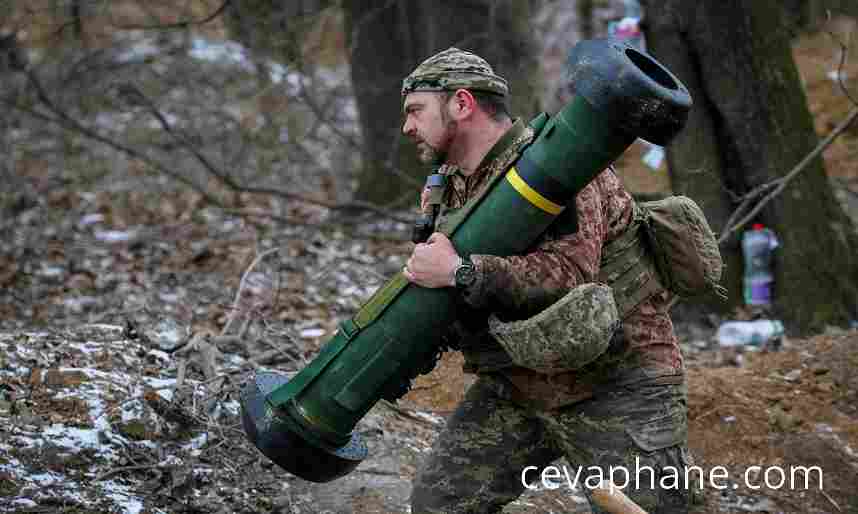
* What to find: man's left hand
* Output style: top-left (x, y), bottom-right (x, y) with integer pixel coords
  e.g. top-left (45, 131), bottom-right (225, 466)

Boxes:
top-left (403, 232), bottom-right (459, 288)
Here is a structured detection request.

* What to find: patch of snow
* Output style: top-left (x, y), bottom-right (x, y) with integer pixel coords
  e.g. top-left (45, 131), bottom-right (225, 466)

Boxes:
top-left (93, 111), bottom-right (136, 131)
top-left (409, 411), bottom-right (443, 426)
top-left (144, 377), bottom-right (178, 393)
top-left (146, 112), bottom-right (179, 130)
top-left (103, 480), bottom-right (146, 514)
top-left (43, 424), bottom-right (102, 450)
top-left (115, 37), bottom-right (159, 63)
top-left (147, 348), bottom-right (171, 361)
top-left (147, 318), bottom-right (185, 350)
top-left (159, 291), bottom-right (181, 303)
top-left (95, 229), bottom-right (137, 243)
top-left (827, 69), bottom-right (849, 82)
top-left (185, 432), bottom-right (209, 450)
top-left (63, 296), bottom-right (99, 312)
top-left (67, 341), bottom-right (107, 354)
top-left (300, 327), bottom-right (326, 338)
top-left (188, 39), bottom-right (249, 68)
top-left (188, 37), bottom-right (292, 87)
top-left (38, 265), bottom-right (64, 278)
top-left (29, 471), bottom-right (64, 485)
top-left (222, 399), bottom-right (241, 416)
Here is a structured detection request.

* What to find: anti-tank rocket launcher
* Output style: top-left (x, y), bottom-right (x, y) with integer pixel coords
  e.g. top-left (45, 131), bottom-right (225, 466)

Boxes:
top-left (240, 39), bottom-right (693, 483)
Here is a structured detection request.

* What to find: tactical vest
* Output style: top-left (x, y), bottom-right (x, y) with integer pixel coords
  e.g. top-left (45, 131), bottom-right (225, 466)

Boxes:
top-left (433, 170), bottom-right (664, 373)
top-left (452, 194), bottom-right (724, 375)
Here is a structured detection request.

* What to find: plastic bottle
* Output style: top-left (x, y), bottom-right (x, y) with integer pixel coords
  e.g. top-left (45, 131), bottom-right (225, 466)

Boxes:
top-left (741, 224), bottom-right (778, 306)
top-left (717, 319), bottom-right (785, 348)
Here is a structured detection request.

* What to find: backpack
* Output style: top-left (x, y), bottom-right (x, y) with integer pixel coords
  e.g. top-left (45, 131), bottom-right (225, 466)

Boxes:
top-left (638, 195), bottom-right (726, 300)
top-left (599, 195), bottom-right (725, 318)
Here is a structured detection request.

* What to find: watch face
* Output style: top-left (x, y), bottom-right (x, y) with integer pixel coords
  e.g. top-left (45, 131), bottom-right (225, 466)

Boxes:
top-left (455, 262), bottom-right (477, 288)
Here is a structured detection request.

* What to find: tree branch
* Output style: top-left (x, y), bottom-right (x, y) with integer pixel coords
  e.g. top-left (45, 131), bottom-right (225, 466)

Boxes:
top-left (825, 11), bottom-right (858, 107)
top-left (720, 180), bottom-right (779, 240)
top-left (295, 79), bottom-right (361, 149)
top-left (221, 247), bottom-right (282, 336)
top-left (119, 83), bottom-right (416, 223)
top-left (17, 69), bottom-right (227, 207)
top-left (295, 78), bottom-right (423, 190)
top-left (110, 0), bottom-right (231, 31)
top-left (9, 68), bottom-right (415, 225)
top-left (117, 83), bottom-right (243, 190)
top-left (719, 106), bottom-right (858, 243)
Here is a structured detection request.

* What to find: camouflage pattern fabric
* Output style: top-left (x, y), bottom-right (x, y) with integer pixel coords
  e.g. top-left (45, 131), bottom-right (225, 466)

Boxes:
top-left (488, 283), bottom-right (620, 374)
top-left (402, 47), bottom-right (509, 97)
top-left (436, 118), bottom-right (684, 408)
top-left (407, 52), bottom-right (690, 513)
top-left (410, 374), bottom-right (692, 514)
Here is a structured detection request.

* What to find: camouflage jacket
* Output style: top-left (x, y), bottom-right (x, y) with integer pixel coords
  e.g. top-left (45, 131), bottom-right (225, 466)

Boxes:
top-left (436, 119), bottom-right (684, 410)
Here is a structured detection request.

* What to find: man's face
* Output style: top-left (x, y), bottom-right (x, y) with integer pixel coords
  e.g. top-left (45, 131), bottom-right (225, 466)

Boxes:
top-left (402, 91), bottom-right (457, 164)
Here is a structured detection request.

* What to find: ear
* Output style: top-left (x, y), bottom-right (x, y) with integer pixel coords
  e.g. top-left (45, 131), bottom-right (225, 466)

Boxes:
top-left (449, 88), bottom-right (476, 120)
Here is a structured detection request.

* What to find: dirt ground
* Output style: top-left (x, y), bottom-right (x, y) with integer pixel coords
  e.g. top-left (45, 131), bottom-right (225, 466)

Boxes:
top-left (403, 330), bottom-right (858, 514)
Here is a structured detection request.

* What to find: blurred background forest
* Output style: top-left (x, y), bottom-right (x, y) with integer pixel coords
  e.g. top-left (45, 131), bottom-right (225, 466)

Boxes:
top-left (1, 0), bottom-right (857, 338)
top-left (2, 1), bottom-right (858, 514)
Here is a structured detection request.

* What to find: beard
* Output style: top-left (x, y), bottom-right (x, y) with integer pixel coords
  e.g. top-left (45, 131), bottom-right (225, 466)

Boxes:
top-left (415, 120), bottom-right (458, 165)
top-left (416, 141), bottom-right (443, 164)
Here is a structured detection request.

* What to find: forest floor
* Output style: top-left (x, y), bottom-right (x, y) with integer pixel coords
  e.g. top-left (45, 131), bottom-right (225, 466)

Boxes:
top-left (1, 19), bottom-right (858, 514)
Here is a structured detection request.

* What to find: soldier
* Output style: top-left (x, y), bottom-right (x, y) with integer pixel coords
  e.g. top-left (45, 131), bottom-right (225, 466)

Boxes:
top-left (400, 47), bottom-right (693, 513)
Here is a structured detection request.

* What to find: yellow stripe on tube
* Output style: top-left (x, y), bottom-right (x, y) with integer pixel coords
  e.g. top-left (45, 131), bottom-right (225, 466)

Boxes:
top-left (505, 167), bottom-right (565, 215)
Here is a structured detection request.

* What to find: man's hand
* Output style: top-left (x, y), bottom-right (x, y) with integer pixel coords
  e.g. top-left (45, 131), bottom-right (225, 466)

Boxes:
top-left (403, 232), bottom-right (459, 288)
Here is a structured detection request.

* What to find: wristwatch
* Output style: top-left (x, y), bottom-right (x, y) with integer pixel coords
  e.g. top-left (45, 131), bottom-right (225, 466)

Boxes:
top-left (453, 256), bottom-right (477, 289)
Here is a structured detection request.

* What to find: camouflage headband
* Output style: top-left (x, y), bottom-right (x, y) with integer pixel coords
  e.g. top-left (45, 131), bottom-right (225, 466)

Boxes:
top-left (401, 47), bottom-right (509, 97)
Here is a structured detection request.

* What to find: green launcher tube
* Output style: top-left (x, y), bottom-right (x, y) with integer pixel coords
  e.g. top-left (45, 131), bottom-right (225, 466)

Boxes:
top-left (241, 39), bottom-right (692, 483)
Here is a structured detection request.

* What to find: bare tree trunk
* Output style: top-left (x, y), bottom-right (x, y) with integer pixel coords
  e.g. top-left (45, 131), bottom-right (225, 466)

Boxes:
top-left (343, 0), bottom-right (423, 207)
top-left (70, 0), bottom-right (84, 42)
top-left (225, 0), bottom-right (332, 66)
top-left (345, 0), bottom-right (541, 205)
top-left (641, 0), bottom-right (858, 334)
top-left (577, 0), bottom-right (595, 40)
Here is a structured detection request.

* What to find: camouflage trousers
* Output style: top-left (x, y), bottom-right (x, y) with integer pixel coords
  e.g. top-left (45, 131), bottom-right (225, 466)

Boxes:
top-left (410, 373), bottom-right (692, 514)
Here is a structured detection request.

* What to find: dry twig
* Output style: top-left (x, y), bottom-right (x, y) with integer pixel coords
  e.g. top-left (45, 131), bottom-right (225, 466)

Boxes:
top-left (110, 0), bottom-right (231, 30)
top-left (221, 247), bottom-right (282, 335)
top-left (719, 106), bottom-right (858, 243)
top-left (95, 463), bottom-right (161, 482)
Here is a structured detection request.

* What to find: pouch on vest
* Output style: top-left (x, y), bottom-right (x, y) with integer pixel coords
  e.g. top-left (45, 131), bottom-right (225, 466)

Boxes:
top-left (637, 196), bottom-right (726, 300)
top-left (487, 283), bottom-right (620, 374)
